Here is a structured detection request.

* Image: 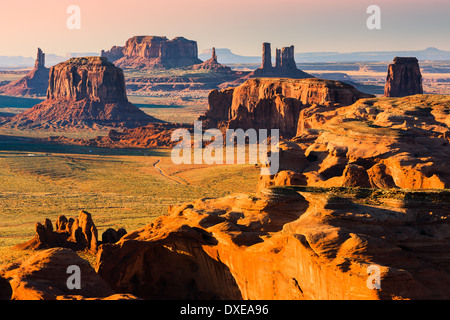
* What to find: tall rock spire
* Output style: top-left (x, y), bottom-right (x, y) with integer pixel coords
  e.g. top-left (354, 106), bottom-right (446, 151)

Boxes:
top-left (384, 57), bottom-right (423, 97)
top-left (275, 49), bottom-right (281, 69)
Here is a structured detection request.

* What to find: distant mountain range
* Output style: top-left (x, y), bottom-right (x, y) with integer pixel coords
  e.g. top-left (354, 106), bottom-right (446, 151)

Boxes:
top-left (201, 47), bottom-right (450, 64)
top-left (2, 47), bottom-right (450, 69)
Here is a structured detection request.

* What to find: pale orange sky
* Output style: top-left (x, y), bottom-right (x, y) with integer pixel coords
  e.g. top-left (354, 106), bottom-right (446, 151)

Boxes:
top-left (0, 0), bottom-right (449, 57)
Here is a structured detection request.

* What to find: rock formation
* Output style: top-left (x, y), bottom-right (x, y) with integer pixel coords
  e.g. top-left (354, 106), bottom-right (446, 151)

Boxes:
top-left (14, 210), bottom-right (126, 253)
top-left (101, 36), bottom-right (202, 70)
top-left (96, 186), bottom-right (450, 300)
top-left (259, 94), bottom-right (450, 191)
top-left (0, 248), bottom-right (138, 300)
top-left (0, 48), bottom-right (49, 96)
top-left (384, 57), bottom-right (423, 97)
top-left (6, 57), bottom-right (159, 129)
top-left (201, 78), bottom-right (375, 138)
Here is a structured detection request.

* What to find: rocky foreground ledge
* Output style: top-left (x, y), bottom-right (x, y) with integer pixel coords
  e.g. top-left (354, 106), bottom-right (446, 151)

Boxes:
top-left (1, 186), bottom-right (450, 300)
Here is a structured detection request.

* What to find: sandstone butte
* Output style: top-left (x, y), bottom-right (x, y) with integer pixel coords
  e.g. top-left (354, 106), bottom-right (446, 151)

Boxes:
top-left (3, 79), bottom-right (450, 300)
top-left (0, 48), bottom-right (49, 96)
top-left (5, 57), bottom-right (159, 129)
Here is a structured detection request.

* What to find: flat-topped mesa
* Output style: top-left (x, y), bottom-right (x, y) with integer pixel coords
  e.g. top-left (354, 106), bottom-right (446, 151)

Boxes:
top-left (384, 57), bottom-right (423, 97)
top-left (251, 42), bottom-right (311, 79)
top-left (101, 35), bottom-right (202, 69)
top-left (9, 56), bottom-right (159, 128)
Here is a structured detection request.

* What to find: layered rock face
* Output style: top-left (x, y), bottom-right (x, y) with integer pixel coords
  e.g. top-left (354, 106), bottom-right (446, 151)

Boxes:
top-left (96, 187), bottom-right (450, 300)
top-left (201, 78), bottom-right (375, 138)
top-left (8, 57), bottom-right (158, 128)
top-left (384, 57), bottom-right (423, 97)
top-left (101, 36), bottom-right (202, 70)
top-left (0, 48), bottom-right (49, 96)
top-left (259, 94), bottom-right (450, 191)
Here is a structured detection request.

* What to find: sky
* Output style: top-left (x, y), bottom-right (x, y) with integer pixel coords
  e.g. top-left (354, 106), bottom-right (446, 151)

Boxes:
top-left (0, 0), bottom-right (450, 57)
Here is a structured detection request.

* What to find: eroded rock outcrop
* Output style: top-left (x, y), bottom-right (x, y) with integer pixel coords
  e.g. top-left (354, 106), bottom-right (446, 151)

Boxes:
top-left (96, 187), bottom-right (450, 300)
top-left (6, 57), bottom-right (158, 129)
top-left (0, 48), bottom-right (49, 96)
top-left (201, 78), bottom-right (375, 138)
top-left (101, 36), bottom-right (202, 70)
top-left (384, 57), bottom-right (423, 97)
